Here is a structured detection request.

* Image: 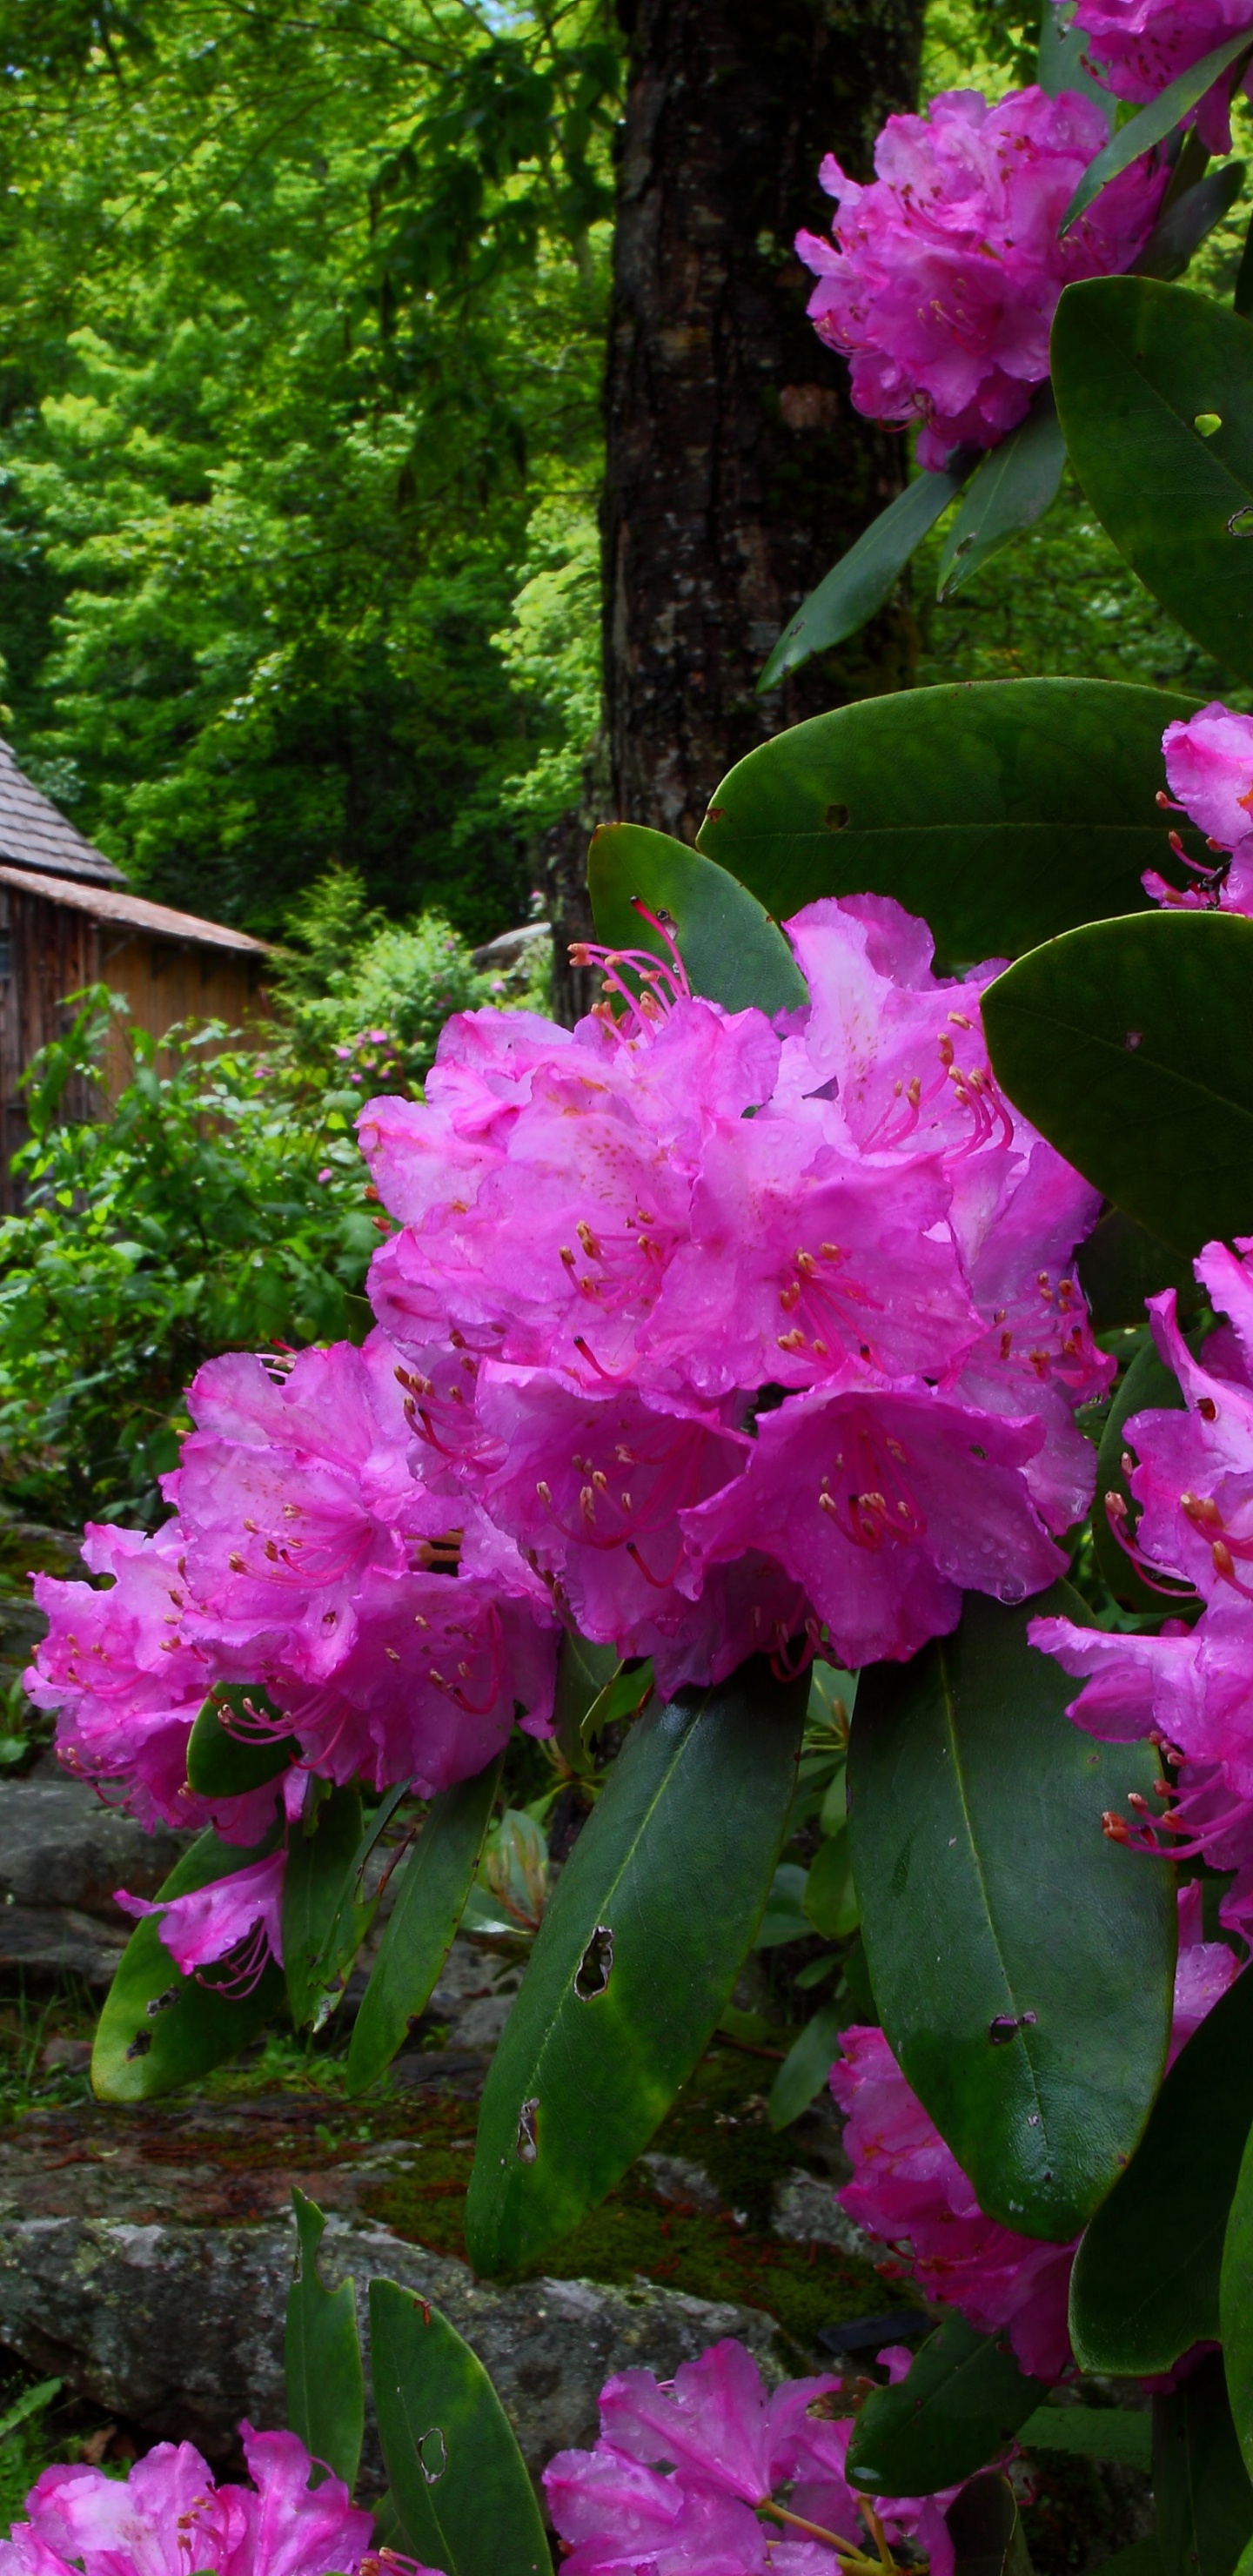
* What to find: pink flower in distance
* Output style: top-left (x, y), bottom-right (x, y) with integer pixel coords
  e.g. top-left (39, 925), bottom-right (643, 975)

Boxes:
top-left (1030, 1235), bottom-right (1253, 1936)
top-left (544, 2338), bottom-right (960, 2576)
top-left (116, 1848), bottom-right (287, 1985)
top-left (1072, 0), bottom-right (1253, 151)
top-left (796, 87), bottom-right (1165, 468)
top-left (24, 1521), bottom-right (276, 1845)
top-left (4, 2425), bottom-right (374, 2576)
top-left (1145, 702), bottom-right (1253, 912)
top-left (833, 1895), bottom-right (1238, 2378)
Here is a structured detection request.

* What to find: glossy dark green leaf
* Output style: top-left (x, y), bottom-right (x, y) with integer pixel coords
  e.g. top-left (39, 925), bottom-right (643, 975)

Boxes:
top-left (803, 1828), bottom-right (858, 1939)
top-left (754, 1859), bottom-right (811, 1949)
top-left (586, 822), bottom-right (807, 1016)
top-left (1222, 2100), bottom-right (1253, 2474)
top-left (946, 2472), bottom-right (1029, 2576)
top-left (464, 1658), bottom-right (807, 2276)
top-left (847, 2315), bottom-right (1046, 2496)
top-left (696, 681), bottom-right (1203, 968)
top-left (1052, 277), bottom-right (1253, 681)
top-left (346, 1756), bottom-right (502, 2094)
top-left (580, 1658), bottom-right (654, 1750)
top-left (369, 2280), bottom-right (547, 2576)
top-left (92, 1829), bottom-right (284, 2102)
top-left (983, 911), bottom-right (1253, 1258)
top-left (553, 1631), bottom-right (620, 1772)
top-left (1092, 2545), bottom-right (1163, 2576)
top-left (283, 1786), bottom-right (372, 2032)
top-left (186, 1684), bottom-right (292, 1799)
top-left (1076, 1207), bottom-right (1200, 1333)
top-left (937, 390), bottom-right (1065, 598)
top-left (1155, 2352), bottom-right (1253, 2576)
top-left (758, 467), bottom-right (967, 687)
top-left (1093, 1334), bottom-right (1189, 1613)
top-left (1062, 36), bottom-right (1253, 230)
top-left (849, 1587), bottom-right (1176, 2240)
top-left (1069, 1963), bottom-right (1253, 2372)
top-left (1037, 0), bottom-right (1115, 110)
top-left (285, 2188), bottom-right (364, 2490)
top-left (767, 2001), bottom-right (843, 2130)
top-left (1136, 160), bottom-right (1247, 283)
top-left (1017, 2405), bottom-right (1152, 2466)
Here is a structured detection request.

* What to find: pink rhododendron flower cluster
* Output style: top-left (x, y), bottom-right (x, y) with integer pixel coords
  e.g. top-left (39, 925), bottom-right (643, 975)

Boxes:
top-left (1032, 1236), bottom-right (1253, 1939)
top-left (795, 88), bottom-right (1166, 468)
top-left (360, 895), bottom-right (1112, 1684)
top-left (834, 1887), bottom-right (1239, 2376)
top-left (1144, 701), bottom-right (1253, 912)
top-left (543, 2336), bottom-right (962, 2576)
top-left (0, 2425), bottom-right (378, 2576)
top-left (1072, 0), bottom-right (1253, 151)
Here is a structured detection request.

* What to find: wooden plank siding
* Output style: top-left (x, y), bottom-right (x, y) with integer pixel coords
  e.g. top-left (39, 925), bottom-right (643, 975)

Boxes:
top-left (0, 876), bottom-right (271, 1211)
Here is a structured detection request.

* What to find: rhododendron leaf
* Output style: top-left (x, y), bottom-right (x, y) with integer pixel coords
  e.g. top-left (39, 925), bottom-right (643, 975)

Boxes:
top-left (1069, 1964), bottom-right (1253, 2372)
top-left (1036, 0), bottom-right (1114, 113)
top-left (186, 1683), bottom-right (293, 1798)
top-left (849, 1586), bottom-right (1175, 2240)
top-left (936, 391), bottom-right (1066, 600)
top-left (1076, 1207), bottom-right (1199, 1333)
top-left (586, 822), bottom-right (806, 1016)
top-left (1017, 2405), bottom-right (1153, 2465)
top-left (846, 2314), bottom-right (1047, 2496)
top-left (767, 1999), bottom-right (844, 2130)
top-left (285, 2187), bottom-right (365, 2491)
top-left (982, 911), bottom-right (1253, 1256)
top-left (284, 1785), bottom-right (373, 2032)
top-left (580, 1657), bottom-right (654, 1751)
top-left (553, 1629), bottom-right (620, 1772)
top-left (345, 1756), bottom-right (503, 2095)
top-left (754, 1858), bottom-right (811, 1947)
top-left (92, 1829), bottom-right (284, 2101)
top-left (802, 1827), bottom-right (859, 1938)
top-left (757, 467), bottom-right (967, 686)
top-left (945, 2470), bottom-right (1029, 2576)
top-left (697, 680), bottom-right (1203, 966)
top-left (1154, 2351), bottom-right (1253, 2576)
top-left (1061, 36), bottom-right (1253, 231)
top-left (1222, 2119), bottom-right (1253, 2476)
top-left (369, 2279), bottom-right (548, 2576)
top-left (1093, 1333), bottom-right (1189, 1612)
top-left (1136, 160), bottom-right (1248, 285)
top-left (463, 1659), bottom-right (807, 2275)
top-left (1051, 278), bottom-right (1253, 681)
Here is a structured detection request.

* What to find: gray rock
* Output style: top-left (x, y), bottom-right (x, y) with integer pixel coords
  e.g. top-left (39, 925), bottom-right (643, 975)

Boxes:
top-left (0, 2209), bottom-right (782, 2484)
top-left (469, 924), bottom-right (552, 975)
top-left (0, 1775), bottom-right (190, 1920)
top-left (638, 2153), bottom-right (725, 2216)
top-left (0, 1593), bottom-right (48, 1671)
top-left (0, 1901), bottom-right (127, 1986)
top-left (772, 2170), bottom-right (876, 2264)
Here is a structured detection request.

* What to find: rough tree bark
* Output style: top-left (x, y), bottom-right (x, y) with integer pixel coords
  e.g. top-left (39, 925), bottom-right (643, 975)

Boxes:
top-left (548, 0), bottom-right (922, 1022)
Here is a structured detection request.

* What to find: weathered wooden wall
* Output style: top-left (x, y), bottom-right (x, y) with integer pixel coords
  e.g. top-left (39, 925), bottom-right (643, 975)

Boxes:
top-left (0, 879), bottom-right (271, 1207)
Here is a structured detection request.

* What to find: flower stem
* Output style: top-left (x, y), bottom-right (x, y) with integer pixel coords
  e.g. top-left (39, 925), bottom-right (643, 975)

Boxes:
top-left (760, 2499), bottom-right (888, 2569)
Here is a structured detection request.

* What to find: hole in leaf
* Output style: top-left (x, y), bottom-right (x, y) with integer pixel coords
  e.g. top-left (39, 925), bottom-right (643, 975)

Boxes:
top-left (124, 2031), bottom-right (152, 2061)
top-left (574, 1924), bottom-right (614, 2001)
top-left (516, 2096), bottom-right (539, 2163)
top-left (824, 802), bottom-right (849, 831)
top-left (418, 2425), bottom-right (447, 2485)
top-left (954, 534), bottom-right (975, 557)
top-left (1124, 1030), bottom-right (1142, 1051)
top-left (1196, 412), bottom-right (1223, 437)
top-left (1228, 505), bottom-right (1253, 535)
top-left (145, 1987), bottom-right (178, 2017)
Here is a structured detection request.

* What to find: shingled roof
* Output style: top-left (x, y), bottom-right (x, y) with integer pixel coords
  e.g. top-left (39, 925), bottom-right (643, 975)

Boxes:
top-left (0, 740), bottom-right (124, 885)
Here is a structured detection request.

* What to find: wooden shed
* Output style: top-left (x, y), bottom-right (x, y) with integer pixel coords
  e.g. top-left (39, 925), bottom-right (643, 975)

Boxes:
top-left (0, 740), bottom-right (271, 1196)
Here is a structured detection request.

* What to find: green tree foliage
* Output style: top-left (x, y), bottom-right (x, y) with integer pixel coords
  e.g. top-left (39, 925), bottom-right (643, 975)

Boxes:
top-left (0, 0), bottom-right (613, 938)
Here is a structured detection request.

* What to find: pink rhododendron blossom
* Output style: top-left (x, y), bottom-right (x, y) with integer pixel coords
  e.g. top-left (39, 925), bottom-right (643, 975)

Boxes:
top-left (795, 88), bottom-right (1165, 468)
top-left (116, 1848), bottom-right (287, 1986)
top-left (3, 2425), bottom-right (374, 2576)
top-left (23, 1521), bottom-right (275, 1844)
top-left (1072, 0), bottom-right (1253, 151)
top-left (1144, 702), bottom-right (1253, 911)
top-left (543, 2339), bottom-right (960, 2576)
top-left (832, 1896), bottom-right (1237, 2376)
top-left (358, 896), bottom-right (1108, 1679)
top-left (1031, 1234), bottom-right (1253, 1938)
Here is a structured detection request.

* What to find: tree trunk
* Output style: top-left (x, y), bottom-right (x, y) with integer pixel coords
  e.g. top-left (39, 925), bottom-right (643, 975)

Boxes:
top-left (602, 0), bottom-right (923, 846)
